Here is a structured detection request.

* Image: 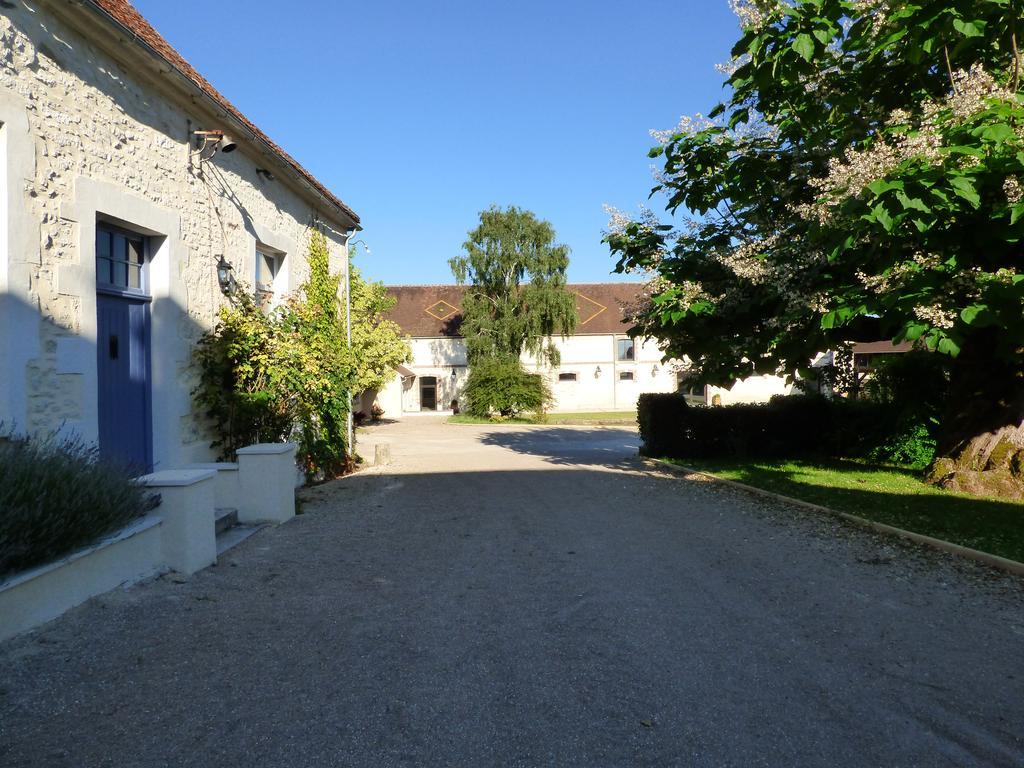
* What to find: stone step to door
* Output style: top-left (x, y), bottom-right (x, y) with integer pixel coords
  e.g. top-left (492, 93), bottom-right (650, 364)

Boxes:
top-left (214, 507), bottom-right (238, 536)
top-left (215, 524), bottom-right (264, 557)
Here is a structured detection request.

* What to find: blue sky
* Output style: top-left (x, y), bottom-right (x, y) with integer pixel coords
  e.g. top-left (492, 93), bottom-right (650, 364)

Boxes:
top-left (134, 0), bottom-right (738, 284)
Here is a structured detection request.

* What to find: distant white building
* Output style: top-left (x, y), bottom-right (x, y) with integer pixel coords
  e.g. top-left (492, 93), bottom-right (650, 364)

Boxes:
top-left (369, 284), bottom-right (794, 417)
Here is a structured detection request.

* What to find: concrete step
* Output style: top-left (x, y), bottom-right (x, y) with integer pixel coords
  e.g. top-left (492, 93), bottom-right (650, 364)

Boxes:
top-left (214, 507), bottom-right (238, 536)
top-left (215, 524), bottom-right (264, 557)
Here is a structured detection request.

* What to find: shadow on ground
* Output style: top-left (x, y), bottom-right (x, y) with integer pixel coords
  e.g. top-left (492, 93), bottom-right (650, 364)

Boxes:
top-left (477, 427), bottom-right (641, 469)
top-left (1, 465), bottom-right (1022, 767)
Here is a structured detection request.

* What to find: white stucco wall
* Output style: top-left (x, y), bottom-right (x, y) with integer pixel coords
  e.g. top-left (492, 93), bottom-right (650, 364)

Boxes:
top-left (379, 333), bottom-right (678, 415)
top-left (707, 374), bottom-right (796, 405)
top-left (376, 328), bottom-right (800, 417)
top-left (0, 2), bottom-right (353, 466)
top-left (530, 335), bottom-right (675, 412)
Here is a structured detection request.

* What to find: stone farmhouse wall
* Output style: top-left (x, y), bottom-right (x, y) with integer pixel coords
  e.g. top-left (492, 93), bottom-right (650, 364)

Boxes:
top-left (0, 1), bottom-right (354, 468)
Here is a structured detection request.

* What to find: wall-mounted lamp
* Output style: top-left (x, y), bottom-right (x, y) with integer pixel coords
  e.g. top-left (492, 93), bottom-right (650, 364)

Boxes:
top-left (349, 238), bottom-right (372, 257)
top-left (652, 365), bottom-right (660, 376)
top-left (595, 366), bottom-right (602, 378)
top-left (451, 367), bottom-right (458, 382)
top-left (216, 256), bottom-right (236, 295)
top-left (191, 129), bottom-right (237, 172)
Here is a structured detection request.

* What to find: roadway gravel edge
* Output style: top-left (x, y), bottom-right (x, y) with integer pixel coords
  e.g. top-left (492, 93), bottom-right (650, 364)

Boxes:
top-left (646, 458), bottom-right (1024, 577)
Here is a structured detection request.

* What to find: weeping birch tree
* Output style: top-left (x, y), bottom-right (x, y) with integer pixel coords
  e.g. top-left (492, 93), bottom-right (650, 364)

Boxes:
top-left (451, 206), bottom-right (577, 366)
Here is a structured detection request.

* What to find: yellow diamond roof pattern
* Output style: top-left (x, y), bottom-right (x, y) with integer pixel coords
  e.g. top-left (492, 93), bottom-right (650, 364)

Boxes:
top-left (425, 300), bottom-right (460, 322)
top-left (574, 292), bottom-right (607, 327)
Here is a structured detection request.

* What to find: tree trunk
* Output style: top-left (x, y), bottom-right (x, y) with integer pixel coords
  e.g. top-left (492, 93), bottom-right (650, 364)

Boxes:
top-left (927, 333), bottom-right (1024, 500)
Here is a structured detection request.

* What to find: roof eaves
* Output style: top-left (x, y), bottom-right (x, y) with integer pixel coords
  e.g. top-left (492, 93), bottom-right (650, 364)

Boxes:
top-left (79, 0), bottom-right (360, 230)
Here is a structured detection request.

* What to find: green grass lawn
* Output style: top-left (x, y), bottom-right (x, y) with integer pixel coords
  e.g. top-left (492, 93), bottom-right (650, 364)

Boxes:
top-left (447, 414), bottom-right (539, 425)
top-left (666, 457), bottom-right (1024, 563)
top-left (448, 411), bottom-right (636, 426)
top-left (546, 411), bottom-right (635, 424)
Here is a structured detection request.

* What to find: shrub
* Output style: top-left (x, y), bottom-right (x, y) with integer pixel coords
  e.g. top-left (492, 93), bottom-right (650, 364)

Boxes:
top-left (194, 231), bottom-right (356, 481)
top-left (637, 392), bottom-right (930, 467)
top-left (0, 431), bottom-right (154, 578)
top-left (863, 350), bottom-right (948, 427)
top-left (637, 393), bottom-right (690, 457)
top-left (463, 358), bottom-right (552, 419)
top-left (192, 290), bottom-right (294, 458)
top-left (868, 421), bottom-right (937, 469)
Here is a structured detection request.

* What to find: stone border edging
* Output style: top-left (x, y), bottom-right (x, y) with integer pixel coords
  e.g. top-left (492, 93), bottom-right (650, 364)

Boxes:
top-left (446, 419), bottom-right (636, 428)
top-left (647, 458), bottom-right (1024, 577)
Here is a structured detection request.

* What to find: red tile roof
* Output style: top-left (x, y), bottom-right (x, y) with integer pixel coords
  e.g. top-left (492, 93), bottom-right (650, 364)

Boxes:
top-left (86, 0), bottom-right (359, 226)
top-left (385, 283), bottom-right (645, 337)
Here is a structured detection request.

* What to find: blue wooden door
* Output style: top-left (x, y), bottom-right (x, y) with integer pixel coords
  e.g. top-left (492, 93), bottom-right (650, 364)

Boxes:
top-left (96, 225), bottom-right (152, 472)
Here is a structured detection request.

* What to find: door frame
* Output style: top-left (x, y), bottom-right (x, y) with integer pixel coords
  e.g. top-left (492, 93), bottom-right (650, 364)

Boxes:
top-left (95, 223), bottom-right (154, 471)
top-left (419, 375), bottom-right (438, 411)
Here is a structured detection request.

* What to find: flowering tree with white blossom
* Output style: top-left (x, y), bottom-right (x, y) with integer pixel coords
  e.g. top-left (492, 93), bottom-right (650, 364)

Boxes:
top-left (607, 0), bottom-right (1024, 496)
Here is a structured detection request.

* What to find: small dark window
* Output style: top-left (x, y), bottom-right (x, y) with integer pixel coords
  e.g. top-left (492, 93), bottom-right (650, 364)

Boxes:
top-left (558, 372), bottom-right (577, 382)
top-left (256, 248), bottom-right (283, 293)
top-left (96, 224), bottom-right (146, 292)
top-left (619, 371), bottom-right (634, 381)
top-left (616, 338), bottom-right (635, 361)
top-left (677, 373), bottom-right (706, 405)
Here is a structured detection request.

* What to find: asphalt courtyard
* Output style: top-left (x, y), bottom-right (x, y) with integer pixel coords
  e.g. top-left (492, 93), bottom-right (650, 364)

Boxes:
top-left (1, 418), bottom-right (1022, 767)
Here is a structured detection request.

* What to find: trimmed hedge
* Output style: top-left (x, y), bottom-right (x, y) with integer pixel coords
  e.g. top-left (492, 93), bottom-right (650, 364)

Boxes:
top-left (637, 393), bottom-right (931, 465)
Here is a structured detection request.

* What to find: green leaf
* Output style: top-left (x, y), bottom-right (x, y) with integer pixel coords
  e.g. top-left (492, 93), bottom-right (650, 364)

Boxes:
top-left (866, 179), bottom-right (904, 196)
top-left (792, 33), bottom-right (815, 62)
top-left (812, 28), bottom-right (832, 45)
top-left (977, 123), bottom-right (1016, 143)
top-left (729, 108), bottom-right (750, 129)
top-left (952, 18), bottom-right (984, 37)
top-left (937, 336), bottom-right (961, 356)
top-left (897, 322), bottom-right (929, 342)
top-left (960, 304), bottom-right (987, 325)
top-left (869, 203), bottom-right (894, 232)
top-left (895, 191), bottom-right (930, 213)
top-left (1011, 203), bottom-right (1024, 225)
top-left (949, 176), bottom-right (981, 207)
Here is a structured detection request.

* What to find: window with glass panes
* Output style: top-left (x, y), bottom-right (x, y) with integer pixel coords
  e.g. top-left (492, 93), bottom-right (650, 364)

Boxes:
top-left (616, 338), bottom-right (635, 361)
top-left (96, 225), bottom-right (146, 292)
top-left (256, 248), bottom-right (281, 293)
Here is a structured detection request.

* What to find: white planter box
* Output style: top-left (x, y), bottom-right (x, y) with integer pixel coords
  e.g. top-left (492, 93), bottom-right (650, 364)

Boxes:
top-left (0, 515), bottom-right (164, 642)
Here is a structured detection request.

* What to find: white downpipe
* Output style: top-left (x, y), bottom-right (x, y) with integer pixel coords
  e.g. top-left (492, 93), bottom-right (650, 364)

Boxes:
top-left (342, 231), bottom-right (354, 457)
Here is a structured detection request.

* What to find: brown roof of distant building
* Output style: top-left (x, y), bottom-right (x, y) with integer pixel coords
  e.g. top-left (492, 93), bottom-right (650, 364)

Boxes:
top-left (385, 283), bottom-right (645, 337)
top-left (85, 0), bottom-right (359, 227)
top-left (851, 340), bottom-right (914, 355)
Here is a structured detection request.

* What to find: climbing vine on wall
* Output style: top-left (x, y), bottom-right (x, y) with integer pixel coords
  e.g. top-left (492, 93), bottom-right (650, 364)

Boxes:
top-left (193, 230), bottom-right (356, 480)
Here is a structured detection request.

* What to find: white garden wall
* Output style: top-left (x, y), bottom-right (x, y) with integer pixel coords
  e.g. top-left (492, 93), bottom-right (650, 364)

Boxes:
top-left (0, 515), bottom-right (164, 642)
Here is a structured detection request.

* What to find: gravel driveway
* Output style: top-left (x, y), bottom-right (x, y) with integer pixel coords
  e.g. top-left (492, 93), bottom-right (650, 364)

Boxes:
top-left (1, 418), bottom-right (1022, 767)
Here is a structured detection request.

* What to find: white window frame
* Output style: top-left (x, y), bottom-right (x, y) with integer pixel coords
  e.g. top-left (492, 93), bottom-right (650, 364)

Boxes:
top-left (616, 337), bottom-right (635, 362)
top-left (256, 246), bottom-right (286, 305)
